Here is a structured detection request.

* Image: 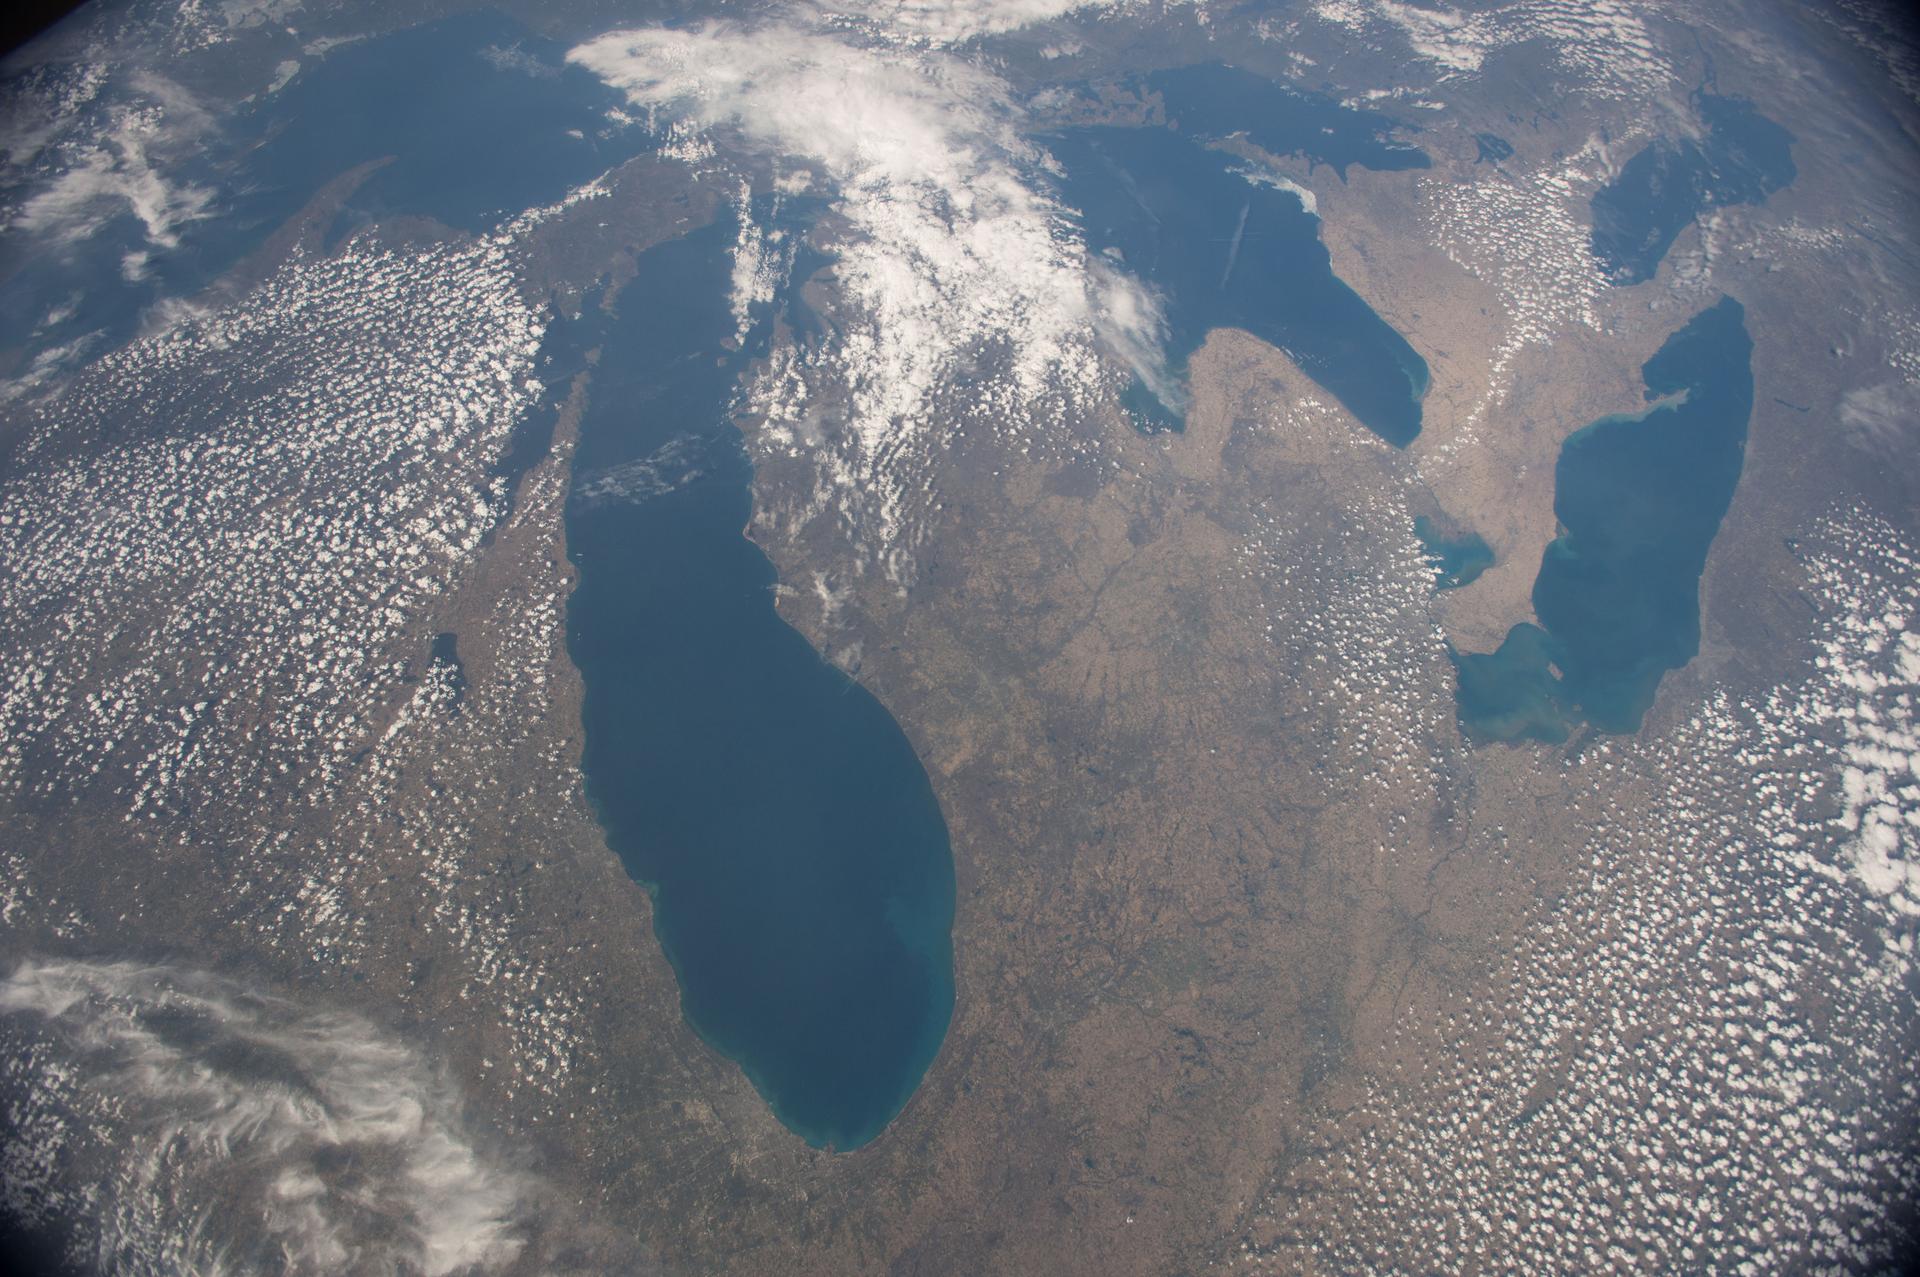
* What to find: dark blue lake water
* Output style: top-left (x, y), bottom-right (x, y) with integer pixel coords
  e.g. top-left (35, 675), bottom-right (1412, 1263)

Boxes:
top-left (3, 12), bottom-right (639, 385)
top-left (3, 12), bottom-right (959, 1151)
top-left (251, 13), bottom-right (640, 242)
top-left (1590, 93), bottom-right (1795, 286)
top-left (1050, 126), bottom-right (1427, 444)
top-left (1147, 65), bottom-right (1433, 178)
top-left (1050, 68), bottom-right (1429, 444)
top-left (563, 215), bottom-right (956, 1151)
top-left (1455, 296), bottom-right (1754, 742)
top-left (6, 34), bottom-right (1443, 1144)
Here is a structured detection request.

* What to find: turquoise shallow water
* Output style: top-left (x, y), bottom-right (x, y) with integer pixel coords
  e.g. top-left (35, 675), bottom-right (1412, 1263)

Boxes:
top-left (5, 14), bottom-right (952, 1152)
top-left (1455, 297), bottom-right (1755, 742)
top-left (559, 61), bottom-right (1431, 1146)
top-left (563, 217), bottom-right (955, 1151)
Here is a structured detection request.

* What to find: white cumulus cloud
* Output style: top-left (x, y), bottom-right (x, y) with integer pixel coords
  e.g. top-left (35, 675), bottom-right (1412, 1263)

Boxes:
top-left (804, 0), bottom-right (1203, 47)
top-left (569, 19), bottom-right (1170, 554)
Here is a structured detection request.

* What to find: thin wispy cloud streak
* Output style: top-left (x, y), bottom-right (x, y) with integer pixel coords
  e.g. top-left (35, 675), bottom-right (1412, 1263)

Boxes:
top-left (0, 959), bottom-right (535, 1276)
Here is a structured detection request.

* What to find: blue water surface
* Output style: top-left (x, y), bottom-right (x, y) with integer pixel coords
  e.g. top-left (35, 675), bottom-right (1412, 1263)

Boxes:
top-left (562, 214), bottom-right (956, 1151)
top-left (1590, 93), bottom-right (1795, 286)
top-left (1414, 516), bottom-right (1494, 589)
top-left (3, 12), bottom-right (641, 387)
top-left (1049, 124), bottom-right (1428, 444)
top-left (250, 12), bottom-right (640, 240)
top-left (1455, 296), bottom-right (1754, 742)
top-left (1043, 65), bottom-right (1430, 442)
top-left (1147, 64), bottom-right (1433, 177)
